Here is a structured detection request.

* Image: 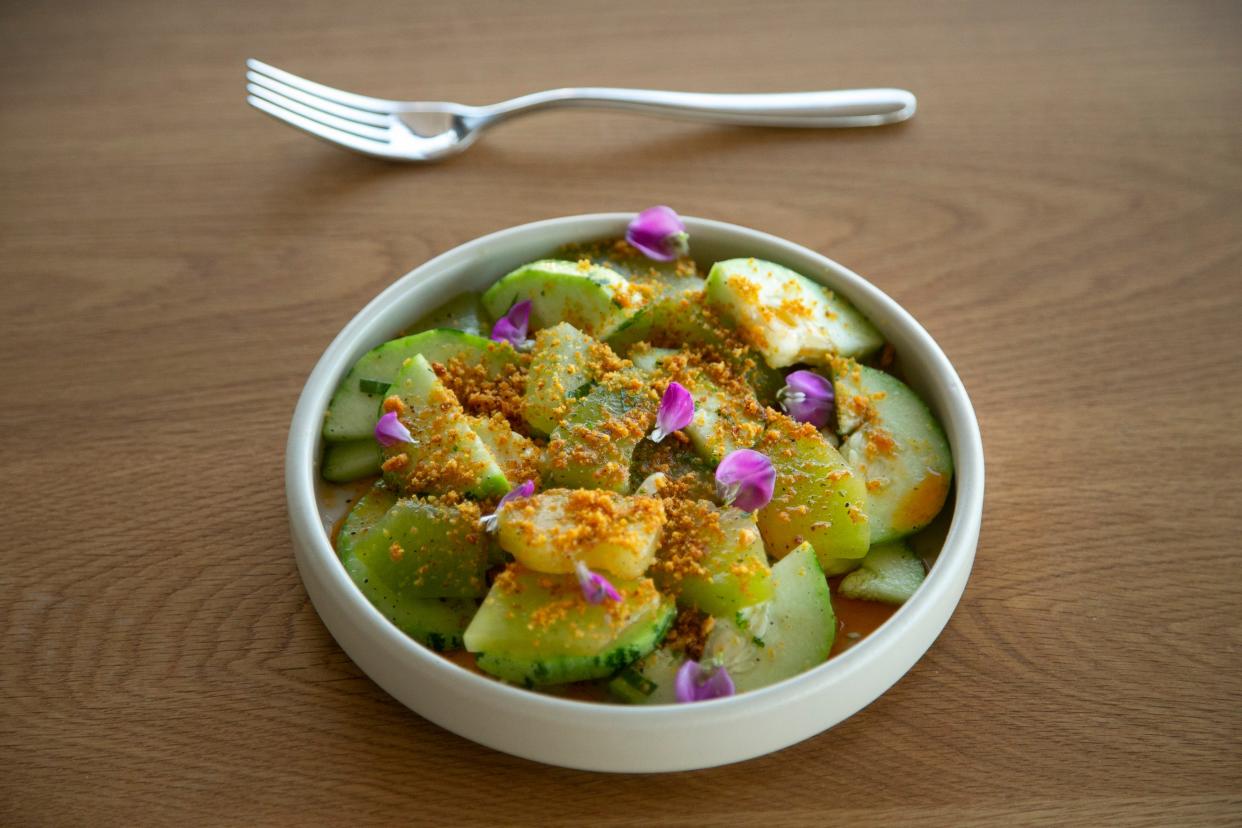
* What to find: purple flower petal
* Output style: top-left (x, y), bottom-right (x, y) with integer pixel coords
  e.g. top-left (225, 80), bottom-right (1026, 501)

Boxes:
top-left (674, 660), bottom-right (735, 703)
top-left (649, 381), bottom-right (694, 443)
top-left (777, 370), bottom-right (835, 428)
top-left (715, 449), bottom-right (776, 512)
top-left (490, 299), bottom-right (533, 349)
top-left (575, 561), bottom-right (622, 604)
top-left (626, 206), bottom-right (689, 262)
top-left (478, 479), bottom-right (535, 533)
top-left (373, 410), bottom-right (413, 447)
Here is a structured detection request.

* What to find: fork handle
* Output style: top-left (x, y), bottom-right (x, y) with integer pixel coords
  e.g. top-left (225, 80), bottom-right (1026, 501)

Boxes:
top-left (471, 87), bottom-right (916, 129)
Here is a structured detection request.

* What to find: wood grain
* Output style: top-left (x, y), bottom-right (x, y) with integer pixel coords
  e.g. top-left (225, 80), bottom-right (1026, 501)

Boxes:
top-left (2, 0), bottom-right (1241, 824)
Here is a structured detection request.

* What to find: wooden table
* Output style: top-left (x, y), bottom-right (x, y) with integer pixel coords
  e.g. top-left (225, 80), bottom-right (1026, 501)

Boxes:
top-left (4, 1), bottom-right (1240, 824)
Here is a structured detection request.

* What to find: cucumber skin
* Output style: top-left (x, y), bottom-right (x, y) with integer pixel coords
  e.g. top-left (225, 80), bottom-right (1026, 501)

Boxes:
top-left (474, 601), bottom-right (676, 687)
top-left (607, 647), bottom-right (684, 704)
top-left (322, 329), bottom-right (516, 443)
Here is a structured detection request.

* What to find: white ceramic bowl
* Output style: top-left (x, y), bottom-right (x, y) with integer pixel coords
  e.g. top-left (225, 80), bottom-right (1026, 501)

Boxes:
top-left (286, 213), bottom-right (984, 773)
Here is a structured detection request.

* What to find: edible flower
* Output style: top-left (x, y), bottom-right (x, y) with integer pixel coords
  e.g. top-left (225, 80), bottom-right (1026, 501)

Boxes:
top-left (575, 561), bottom-right (622, 604)
top-left (776, 370), bottom-right (835, 428)
top-left (715, 449), bottom-right (776, 512)
top-left (674, 660), bottom-right (735, 703)
top-left (626, 205), bottom-right (689, 262)
top-left (373, 410), bottom-right (413, 447)
top-left (490, 299), bottom-right (533, 350)
top-left (648, 381), bottom-right (694, 443)
top-left (478, 480), bottom-right (535, 533)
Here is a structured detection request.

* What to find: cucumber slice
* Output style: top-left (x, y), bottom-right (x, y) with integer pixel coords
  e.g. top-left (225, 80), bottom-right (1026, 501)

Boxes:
top-left (495, 489), bottom-right (666, 581)
top-left (466, 413), bottom-right (539, 486)
top-left (556, 238), bottom-right (701, 294)
top-left (839, 540), bottom-right (926, 605)
top-left (607, 646), bottom-right (684, 704)
top-left (820, 556), bottom-right (862, 577)
top-left (336, 487), bottom-right (475, 650)
top-left (542, 373), bottom-right (657, 493)
top-left (463, 566), bottom-right (675, 686)
top-left (347, 496), bottom-right (491, 599)
top-left (626, 347), bottom-right (767, 465)
top-left (831, 361), bottom-right (953, 543)
top-left (522, 322), bottom-right (598, 436)
top-left (405, 292), bottom-right (488, 337)
top-left (321, 439), bottom-right (382, 482)
top-left (628, 439), bottom-right (718, 502)
top-left (755, 415), bottom-right (871, 565)
top-left (653, 500), bottom-right (774, 618)
top-left (627, 345), bottom-right (678, 374)
top-left (380, 354), bottom-right (510, 499)
top-left (680, 369), bottom-right (766, 466)
top-left (702, 542), bottom-right (835, 693)
top-left (481, 259), bottom-right (641, 339)
top-left (705, 258), bottom-right (883, 367)
top-left (607, 292), bottom-right (784, 405)
top-left (323, 329), bottom-right (517, 442)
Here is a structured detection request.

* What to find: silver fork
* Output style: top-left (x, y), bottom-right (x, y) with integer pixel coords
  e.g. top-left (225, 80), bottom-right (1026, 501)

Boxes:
top-left (246, 59), bottom-right (916, 162)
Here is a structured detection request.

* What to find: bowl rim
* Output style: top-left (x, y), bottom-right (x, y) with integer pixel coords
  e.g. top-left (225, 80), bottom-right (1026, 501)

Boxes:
top-left (286, 212), bottom-right (984, 724)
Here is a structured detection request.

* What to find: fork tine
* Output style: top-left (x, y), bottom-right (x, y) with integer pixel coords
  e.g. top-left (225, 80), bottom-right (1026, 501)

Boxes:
top-left (247, 71), bottom-right (391, 129)
top-left (247, 95), bottom-right (397, 158)
top-left (247, 83), bottom-right (392, 142)
top-left (246, 59), bottom-right (400, 115)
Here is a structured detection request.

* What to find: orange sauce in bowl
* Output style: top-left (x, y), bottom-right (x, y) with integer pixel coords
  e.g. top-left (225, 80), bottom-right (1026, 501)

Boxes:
top-left (828, 578), bottom-right (899, 658)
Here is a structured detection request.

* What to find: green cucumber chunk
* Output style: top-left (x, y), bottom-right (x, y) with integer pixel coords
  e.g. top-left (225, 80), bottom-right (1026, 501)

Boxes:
top-left (495, 488), bottom-right (666, 581)
top-left (755, 415), bottom-right (871, 565)
top-left (380, 354), bottom-right (510, 498)
top-left (839, 540), bottom-right (926, 605)
top-left (705, 258), bottom-right (883, 367)
top-left (628, 439), bottom-right (718, 502)
top-left (679, 367), bottom-right (766, 466)
top-left (542, 372), bottom-right (657, 493)
top-left (607, 292), bottom-right (784, 405)
top-left (522, 322), bottom-right (598, 436)
top-left (481, 259), bottom-right (641, 339)
top-left (405, 292), bottom-right (488, 337)
top-left (463, 566), bottom-right (675, 686)
top-left (702, 542), bottom-right (835, 693)
top-left (831, 360), bottom-right (953, 543)
top-left (627, 346), bottom-right (768, 465)
top-left (347, 495), bottom-right (490, 599)
top-left (321, 439), bottom-right (382, 482)
top-left (323, 329), bottom-right (517, 442)
top-left (555, 238), bottom-right (701, 295)
top-left (653, 501), bottom-right (774, 617)
top-left (336, 487), bottom-right (475, 650)
top-left (466, 414), bottom-right (539, 487)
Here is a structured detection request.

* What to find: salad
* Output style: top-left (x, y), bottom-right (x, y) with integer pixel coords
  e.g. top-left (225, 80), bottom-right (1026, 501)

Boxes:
top-left (321, 207), bottom-right (953, 704)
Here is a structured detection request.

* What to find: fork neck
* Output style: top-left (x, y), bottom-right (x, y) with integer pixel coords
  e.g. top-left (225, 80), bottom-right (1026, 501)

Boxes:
top-left (465, 86), bottom-right (917, 130)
